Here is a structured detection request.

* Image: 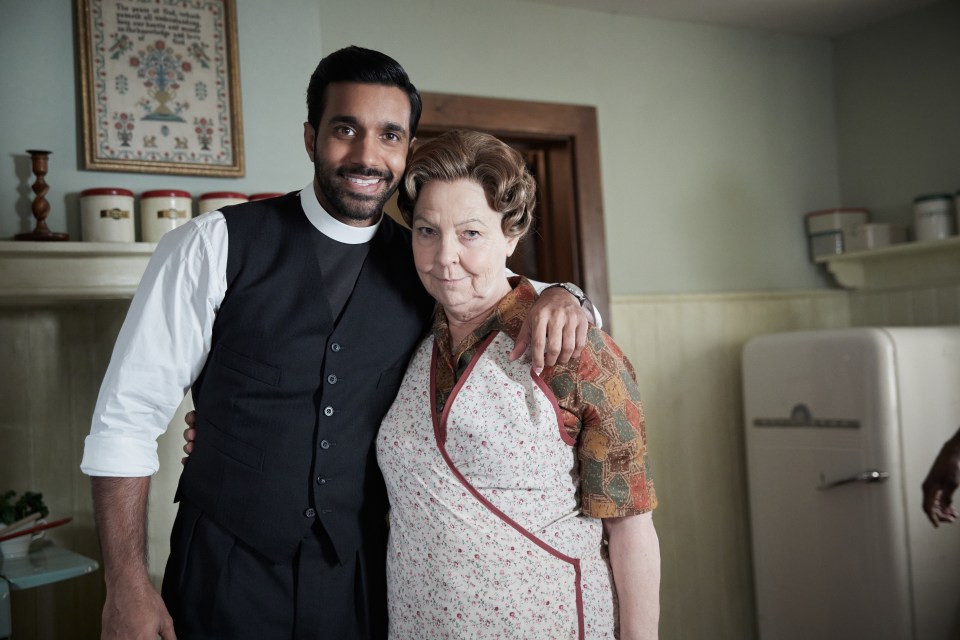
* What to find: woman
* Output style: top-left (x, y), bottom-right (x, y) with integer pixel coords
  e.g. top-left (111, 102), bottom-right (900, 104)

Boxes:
top-left (377, 129), bottom-right (660, 639)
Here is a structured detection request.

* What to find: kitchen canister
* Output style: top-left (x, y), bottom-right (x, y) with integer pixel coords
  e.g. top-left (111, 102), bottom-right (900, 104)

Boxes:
top-left (844, 223), bottom-right (906, 252)
top-left (198, 191), bottom-right (248, 214)
top-left (912, 193), bottom-right (955, 242)
top-left (247, 192), bottom-right (284, 202)
top-left (141, 190), bottom-right (192, 242)
top-left (80, 188), bottom-right (135, 242)
top-left (804, 207), bottom-right (869, 259)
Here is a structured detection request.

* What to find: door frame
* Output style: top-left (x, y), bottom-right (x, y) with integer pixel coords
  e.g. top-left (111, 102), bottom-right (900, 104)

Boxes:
top-left (417, 92), bottom-right (612, 329)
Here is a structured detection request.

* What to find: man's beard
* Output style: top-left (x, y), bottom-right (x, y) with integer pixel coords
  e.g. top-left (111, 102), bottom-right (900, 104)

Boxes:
top-left (314, 159), bottom-right (398, 223)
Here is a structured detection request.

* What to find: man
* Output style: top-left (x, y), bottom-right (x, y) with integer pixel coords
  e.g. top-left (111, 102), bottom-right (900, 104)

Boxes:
top-left (81, 46), bottom-right (595, 640)
top-left (922, 426), bottom-right (960, 527)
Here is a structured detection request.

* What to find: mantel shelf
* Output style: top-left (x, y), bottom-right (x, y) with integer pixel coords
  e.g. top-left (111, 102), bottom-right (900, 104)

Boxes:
top-left (0, 240), bottom-right (156, 303)
top-left (815, 235), bottom-right (960, 290)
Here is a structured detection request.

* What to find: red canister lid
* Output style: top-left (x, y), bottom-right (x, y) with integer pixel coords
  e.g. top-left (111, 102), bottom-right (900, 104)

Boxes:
top-left (200, 191), bottom-right (247, 200)
top-left (142, 189), bottom-right (192, 199)
top-left (81, 187), bottom-right (134, 197)
top-left (247, 192), bottom-right (284, 201)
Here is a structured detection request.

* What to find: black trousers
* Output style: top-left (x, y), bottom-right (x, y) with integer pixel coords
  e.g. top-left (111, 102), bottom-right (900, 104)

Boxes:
top-left (161, 500), bottom-right (387, 640)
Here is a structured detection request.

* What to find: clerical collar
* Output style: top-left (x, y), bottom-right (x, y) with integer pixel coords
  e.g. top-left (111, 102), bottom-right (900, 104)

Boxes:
top-left (299, 181), bottom-right (381, 244)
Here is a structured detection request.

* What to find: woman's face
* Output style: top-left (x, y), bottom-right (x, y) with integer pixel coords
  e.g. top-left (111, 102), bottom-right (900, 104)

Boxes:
top-left (411, 179), bottom-right (519, 320)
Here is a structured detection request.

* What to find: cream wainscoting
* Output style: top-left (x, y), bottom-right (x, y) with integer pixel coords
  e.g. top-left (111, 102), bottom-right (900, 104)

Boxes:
top-left (3, 283), bottom-right (960, 638)
top-left (610, 290), bottom-right (851, 639)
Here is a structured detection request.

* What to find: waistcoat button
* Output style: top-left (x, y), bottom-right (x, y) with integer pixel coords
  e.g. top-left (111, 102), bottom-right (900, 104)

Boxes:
top-left (320, 440), bottom-right (331, 450)
top-left (303, 508), bottom-right (316, 518)
top-left (316, 476), bottom-right (327, 485)
top-left (330, 343), bottom-right (341, 352)
top-left (323, 406), bottom-right (334, 417)
top-left (327, 374), bottom-right (338, 384)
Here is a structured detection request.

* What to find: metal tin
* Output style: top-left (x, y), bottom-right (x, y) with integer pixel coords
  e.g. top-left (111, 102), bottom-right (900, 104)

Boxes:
top-left (844, 223), bottom-right (906, 252)
top-left (141, 189), bottom-right (192, 243)
top-left (198, 191), bottom-right (248, 214)
top-left (804, 208), bottom-right (869, 234)
top-left (912, 193), bottom-right (955, 242)
top-left (808, 230), bottom-right (844, 258)
top-left (80, 188), bottom-right (135, 242)
top-left (247, 192), bottom-right (284, 202)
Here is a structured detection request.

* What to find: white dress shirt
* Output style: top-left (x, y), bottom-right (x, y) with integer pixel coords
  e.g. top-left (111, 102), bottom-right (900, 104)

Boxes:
top-left (80, 182), bottom-right (600, 477)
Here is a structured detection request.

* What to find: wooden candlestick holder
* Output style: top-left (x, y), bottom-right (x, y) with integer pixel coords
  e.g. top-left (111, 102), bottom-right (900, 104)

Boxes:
top-left (15, 149), bottom-right (69, 241)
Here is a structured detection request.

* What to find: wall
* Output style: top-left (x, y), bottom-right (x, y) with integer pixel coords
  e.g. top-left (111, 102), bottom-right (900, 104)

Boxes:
top-left (835, 0), bottom-right (960, 227)
top-left (2, 0), bottom-right (959, 639)
top-left (0, 302), bottom-right (124, 639)
top-left (0, 0), bottom-right (321, 241)
top-left (4, 283), bottom-right (957, 639)
top-left (612, 290), bottom-right (850, 638)
top-left (1, 0), bottom-right (839, 295)
top-left (318, 0), bottom-right (840, 295)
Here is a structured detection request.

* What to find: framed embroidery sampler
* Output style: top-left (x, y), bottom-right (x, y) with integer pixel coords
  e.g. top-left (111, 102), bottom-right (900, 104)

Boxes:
top-left (76, 0), bottom-right (244, 176)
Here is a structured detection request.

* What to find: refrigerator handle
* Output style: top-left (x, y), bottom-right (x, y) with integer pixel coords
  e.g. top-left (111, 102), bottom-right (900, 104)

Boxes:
top-left (817, 469), bottom-right (890, 490)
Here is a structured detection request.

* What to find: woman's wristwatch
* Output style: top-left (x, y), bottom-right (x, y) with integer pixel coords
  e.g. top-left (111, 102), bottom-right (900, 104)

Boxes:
top-left (546, 282), bottom-right (587, 306)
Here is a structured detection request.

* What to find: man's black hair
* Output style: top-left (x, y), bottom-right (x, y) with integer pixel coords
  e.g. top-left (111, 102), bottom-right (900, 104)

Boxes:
top-left (306, 46), bottom-right (422, 137)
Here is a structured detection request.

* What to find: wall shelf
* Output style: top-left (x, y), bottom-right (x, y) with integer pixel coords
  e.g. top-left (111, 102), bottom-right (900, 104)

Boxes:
top-left (0, 240), bottom-right (156, 303)
top-left (815, 236), bottom-right (960, 290)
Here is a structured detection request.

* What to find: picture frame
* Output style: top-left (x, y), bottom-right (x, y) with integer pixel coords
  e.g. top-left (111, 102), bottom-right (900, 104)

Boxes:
top-left (76, 0), bottom-right (244, 177)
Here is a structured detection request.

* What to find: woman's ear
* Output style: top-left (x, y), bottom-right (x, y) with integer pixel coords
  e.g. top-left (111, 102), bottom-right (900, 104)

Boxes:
top-left (505, 233), bottom-right (520, 257)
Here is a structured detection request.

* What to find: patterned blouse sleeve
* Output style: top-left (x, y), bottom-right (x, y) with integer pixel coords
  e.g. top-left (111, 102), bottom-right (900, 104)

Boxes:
top-left (564, 327), bottom-right (657, 518)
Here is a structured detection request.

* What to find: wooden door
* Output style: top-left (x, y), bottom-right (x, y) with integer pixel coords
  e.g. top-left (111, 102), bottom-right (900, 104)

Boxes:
top-left (390, 93), bottom-right (612, 329)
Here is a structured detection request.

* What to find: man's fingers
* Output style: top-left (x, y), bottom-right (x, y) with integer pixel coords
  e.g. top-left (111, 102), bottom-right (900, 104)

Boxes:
top-left (158, 616), bottom-right (178, 640)
top-left (554, 319), bottom-right (576, 366)
top-left (182, 427), bottom-right (196, 456)
top-left (573, 316), bottom-right (589, 359)
top-left (528, 315), bottom-right (548, 371)
top-left (922, 485), bottom-right (941, 526)
top-left (510, 320), bottom-right (531, 362)
top-left (184, 410), bottom-right (196, 427)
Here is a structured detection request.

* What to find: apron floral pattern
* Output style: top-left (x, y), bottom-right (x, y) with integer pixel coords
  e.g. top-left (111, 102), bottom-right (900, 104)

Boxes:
top-left (378, 331), bottom-right (617, 639)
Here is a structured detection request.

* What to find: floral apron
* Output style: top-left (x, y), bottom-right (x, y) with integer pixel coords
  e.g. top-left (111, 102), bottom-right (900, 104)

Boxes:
top-left (377, 331), bottom-right (616, 639)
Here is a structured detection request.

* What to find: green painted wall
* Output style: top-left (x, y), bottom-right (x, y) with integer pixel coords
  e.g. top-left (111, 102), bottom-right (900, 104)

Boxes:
top-left (3, 0), bottom-right (956, 292)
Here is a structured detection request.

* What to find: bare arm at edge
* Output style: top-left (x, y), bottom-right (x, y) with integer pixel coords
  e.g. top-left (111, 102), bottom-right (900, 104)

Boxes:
top-left (92, 476), bottom-right (177, 640)
top-left (605, 512), bottom-right (661, 640)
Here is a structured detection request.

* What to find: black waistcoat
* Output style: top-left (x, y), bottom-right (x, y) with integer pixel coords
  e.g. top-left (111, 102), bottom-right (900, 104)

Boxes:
top-left (176, 192), bottom-right (434, 563)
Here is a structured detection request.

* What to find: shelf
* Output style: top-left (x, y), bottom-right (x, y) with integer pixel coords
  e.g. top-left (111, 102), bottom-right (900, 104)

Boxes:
top-left (0, 541), bottom-right (99, 636)
top-left (0, 240), bottom-right (156, 303)
top-left (815, 235), bottom-right (960, 290)
top-left (0, 541), bottom-right (99, 590)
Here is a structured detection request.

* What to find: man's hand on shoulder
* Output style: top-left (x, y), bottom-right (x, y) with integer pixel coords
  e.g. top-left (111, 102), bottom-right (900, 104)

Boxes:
top-left (510, 284), bottom-right (590, 371)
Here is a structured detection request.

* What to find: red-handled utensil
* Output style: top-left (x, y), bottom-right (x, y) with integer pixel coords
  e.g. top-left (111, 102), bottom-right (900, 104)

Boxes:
top-left (0, 517), bottom-right (73, 543)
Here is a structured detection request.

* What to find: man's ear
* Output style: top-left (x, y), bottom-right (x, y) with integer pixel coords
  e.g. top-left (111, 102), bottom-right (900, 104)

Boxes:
top-left (303, 122), bottom-right (317, 162)
top-left (405, 136), bottom-right (417, 164)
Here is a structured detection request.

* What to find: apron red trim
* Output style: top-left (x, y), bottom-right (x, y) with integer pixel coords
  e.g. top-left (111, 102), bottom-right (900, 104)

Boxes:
top-left (531, 369), bottom-right (576, 446)
top-left (430, 333), bottom-right (586, 640)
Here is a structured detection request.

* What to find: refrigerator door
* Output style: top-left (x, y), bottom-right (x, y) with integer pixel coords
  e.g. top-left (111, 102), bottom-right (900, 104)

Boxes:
top-left (883, 327), bottom-right (960, 640)
top-left (743, 329), bottom-right (911, 640)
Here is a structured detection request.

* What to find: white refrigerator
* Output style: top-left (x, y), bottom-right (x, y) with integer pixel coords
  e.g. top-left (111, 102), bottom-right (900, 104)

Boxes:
top-left (742, 327), bottom-right (960, 640)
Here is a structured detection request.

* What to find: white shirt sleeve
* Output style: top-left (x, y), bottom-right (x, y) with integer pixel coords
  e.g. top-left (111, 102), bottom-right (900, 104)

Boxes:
top-left (80, 214), bottom-right (228, 476)
top-left (511, 270), bottom-right (603, 329)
